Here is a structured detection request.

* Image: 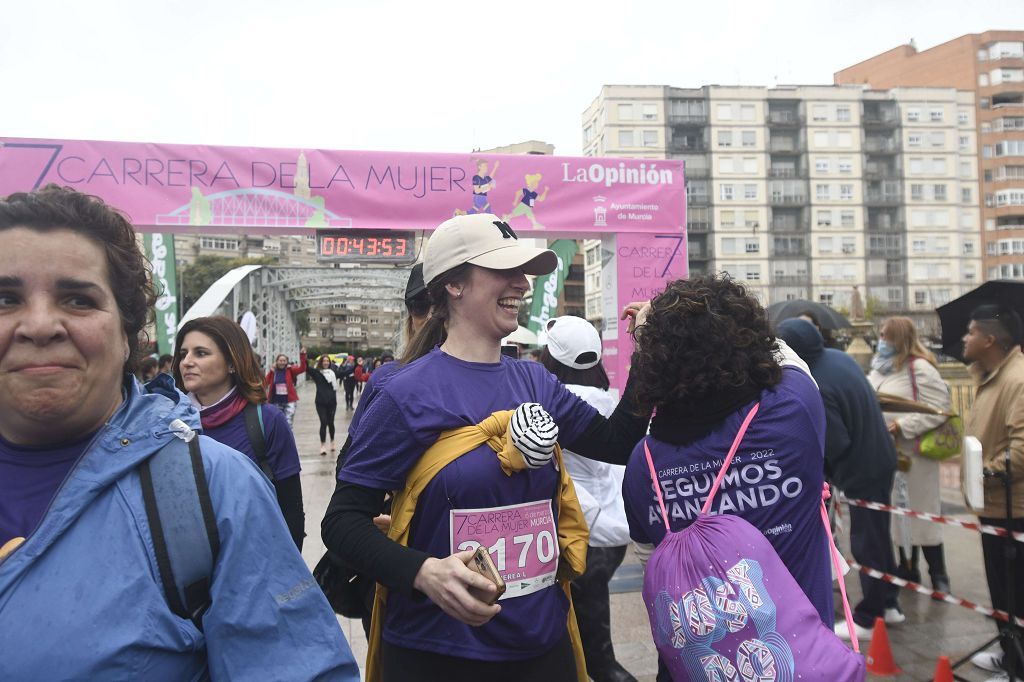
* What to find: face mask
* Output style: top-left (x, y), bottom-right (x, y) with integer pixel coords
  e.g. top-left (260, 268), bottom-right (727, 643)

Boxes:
top-left (877, 339), bottom-right (897, 358)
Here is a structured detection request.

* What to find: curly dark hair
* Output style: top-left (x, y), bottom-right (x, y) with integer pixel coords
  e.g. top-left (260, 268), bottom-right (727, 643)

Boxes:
top-left (632, 273), bottom-right (782, 413)
top-left (0, 184), bottom-right (156, 373)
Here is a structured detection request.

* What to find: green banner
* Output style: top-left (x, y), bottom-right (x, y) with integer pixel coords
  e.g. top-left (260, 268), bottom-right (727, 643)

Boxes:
top-left (527, 239), bottom-right (578, 338)
top-left (145, 233), bottom-right (179, 355)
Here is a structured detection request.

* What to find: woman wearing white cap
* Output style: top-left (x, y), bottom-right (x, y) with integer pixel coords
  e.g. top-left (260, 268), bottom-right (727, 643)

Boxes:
top-left (539, 316), bottom-right (637, 682)
top-left (322, 214), bottom-right (650, 682)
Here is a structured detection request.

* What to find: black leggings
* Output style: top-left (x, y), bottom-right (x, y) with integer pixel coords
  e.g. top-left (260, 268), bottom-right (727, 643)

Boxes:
top-left (381, 631), bottom-right (577, 682)
top-left (315, 401), bottom-right (337, 442)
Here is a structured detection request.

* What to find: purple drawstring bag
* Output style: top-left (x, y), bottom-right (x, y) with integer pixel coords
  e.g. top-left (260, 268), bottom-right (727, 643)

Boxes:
top-left (641, 404), bottom-right (865, 681)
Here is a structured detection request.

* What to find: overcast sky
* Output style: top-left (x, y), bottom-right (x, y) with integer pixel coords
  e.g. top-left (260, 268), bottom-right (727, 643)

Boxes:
top-left (2, 1), bottom-right (1021, 157)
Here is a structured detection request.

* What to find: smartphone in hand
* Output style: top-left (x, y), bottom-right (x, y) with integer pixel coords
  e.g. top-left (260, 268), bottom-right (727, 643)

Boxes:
top-left (465, 546), bottom-right (506, 605)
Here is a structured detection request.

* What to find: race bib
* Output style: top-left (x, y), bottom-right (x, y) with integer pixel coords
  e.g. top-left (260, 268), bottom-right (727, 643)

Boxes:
top-left (275, 383), bottom-right (288, 396)
top-left (450, 499), bottom-right (559, 600)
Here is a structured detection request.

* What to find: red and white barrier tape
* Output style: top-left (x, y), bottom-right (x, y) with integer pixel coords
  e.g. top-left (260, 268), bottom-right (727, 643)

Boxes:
top-left (848, 561), bottom-right (1024, 628)
top-left (840, 495), bottom-right (1024, 544)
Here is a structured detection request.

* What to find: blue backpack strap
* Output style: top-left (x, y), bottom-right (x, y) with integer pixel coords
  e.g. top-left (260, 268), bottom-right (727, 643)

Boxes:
top-left (243, 402), bottom-right (274, 481)
top-left (139, 436), bottom-right (219, 631)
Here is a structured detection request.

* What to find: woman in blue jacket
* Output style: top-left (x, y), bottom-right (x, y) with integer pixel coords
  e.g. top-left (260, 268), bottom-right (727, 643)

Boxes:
top-left (0, 185), bottom-right (357, 681)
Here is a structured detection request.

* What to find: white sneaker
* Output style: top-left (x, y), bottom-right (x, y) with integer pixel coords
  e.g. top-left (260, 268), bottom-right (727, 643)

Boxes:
top-left (834, 619), bottom-right (873, 641)
top-left (883, 607), bottom-right (905, 625)
top-left (972, 651), bottom-right (1004, 673)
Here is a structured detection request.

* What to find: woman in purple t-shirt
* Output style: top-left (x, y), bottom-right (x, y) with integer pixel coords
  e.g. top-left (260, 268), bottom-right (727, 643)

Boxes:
top-left (322, 213), bottom-right (650, 681)
top-left (619, 275), bottom-right (833, 680)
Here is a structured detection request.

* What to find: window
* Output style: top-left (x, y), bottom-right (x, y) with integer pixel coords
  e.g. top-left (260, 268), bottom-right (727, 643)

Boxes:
top-left (720, 238), bottom-right (737, 254)
top-left (934, 184), bottom-right (947, 201)
top-left (813, 131), bottom-right (829, 148)
top-left (959, 135), bottom-right (970, 149)
top-left (909, 158), bottom-right (924, 174)
top-left (841, 210), bottom-right (855, 227)
top-left (958, 110), bottom-right (970, 125)
top-left (817, 210), bottom-right (832, 226)
top-left (907, 109), bottom-right (920, 122)
top-left (962, 187), bottom-right (972, 203)
top-left (718, 157), bottom-right (735, 173)
top-left (816, 158), bottom-right (830, 173)
top-left (744, 211), bottom-right (759, 228)
top-left (642, 130), bottom-right (658, 147)
top-left (930, 132), bottom-right (945, 147)
top-left (840, 184), bottom-right (853, 200)
top-left (743, 184), bottom-right (757, 200)
top-left (745, 239), bottom-right (760, 253)
top-left (200, 237), bottom-right (239, 250)
top-left (812, 105), bottom-right (827, 121)
top-left (915, 291), bottom-right (927, 305)
top-left (618, 130), bottom-right (634, 147)
top-left (819, 293), bottom-right (834, 306)
top-left (911, 184), bottom-right (924, 200)
top-left (913, 239), bottom-right (926, 253)
top-left (816, 184), bottom-right (830, 200)
top-left (720, 210), bottom-right (736, 228)
top-left (930, 109), bottom-right (944, 122)
top-left (642, 103), bottom-right (658, 120)
top-left (837, 106), bottom-right (851, 122)
top-left (740, 105), bottom-right (755, 121)
top-left (741, 131), bottom-right (756, 147)
top-left (837, 131), bottom-right (852, 148)
top-left (742, 157), bottom-right (757, 174)
top-left (718, 130), bottom-right (733, 147)
top-left (745, 265), bottom-right (761, 281)
top-left (838, 158), bottom-right (852, 174)
top-left (585, 246), bottom-right (600, 266)
top-left (717, 104), bottom-right (733, 120)
top-left (908, 133), bottom-right (922, 147)
top-left (841, 236), bottom-right (856, 254)
top-left (818, 237), bottom-right (834, 254)
top-left (618, 103), bottom-right (634, 120)
top-left (963, 240), bottom-right (975, 255)
top-left (720, 184), bottom-right (734, 200)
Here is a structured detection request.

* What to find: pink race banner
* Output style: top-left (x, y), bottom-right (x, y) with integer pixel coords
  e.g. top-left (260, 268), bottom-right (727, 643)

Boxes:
top-left (602, 232), bottom-right (689, 390)
top-left (0, 138), bottom-right (685, 235)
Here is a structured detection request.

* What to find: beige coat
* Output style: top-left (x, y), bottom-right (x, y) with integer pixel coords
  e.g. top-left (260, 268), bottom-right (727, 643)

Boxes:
top-left (965, 350), bottom-right (1024, 519)
top-left (869, 359), bottom-right (952, 545)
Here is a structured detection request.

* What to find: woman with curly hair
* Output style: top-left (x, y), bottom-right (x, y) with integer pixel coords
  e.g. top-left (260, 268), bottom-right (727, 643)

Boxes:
top-left (620, 274), bottom-right (834, 631)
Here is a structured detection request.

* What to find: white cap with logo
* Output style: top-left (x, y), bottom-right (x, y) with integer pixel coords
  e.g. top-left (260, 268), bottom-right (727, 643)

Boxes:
top-left (544, 315), bottom-right (603, 370)
top-left (422, 213), bottom-right (557, 285)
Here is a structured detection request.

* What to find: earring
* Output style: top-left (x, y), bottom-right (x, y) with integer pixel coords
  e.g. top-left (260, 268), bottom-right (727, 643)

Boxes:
top-left (456, 290), bottom-right (464, 299)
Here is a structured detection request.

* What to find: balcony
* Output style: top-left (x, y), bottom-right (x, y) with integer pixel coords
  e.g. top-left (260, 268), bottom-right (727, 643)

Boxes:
top-left (864, 167), bottom-right (899, 180)
top-left (867, 273), bottom-right (904, 285)
top-left (686, 220), bottom-right (711, 233)
top-left (670, 140), bottom-right (708, 153)
top-left (688, 246), bottom-right (714, 261)
top-left (769, 167), bottom-right (805, 178)
top-left (863, 138), bottom-right (900, 154)
top-left (683, 165), bottom-right (710, 178)
top-left (769, 194), bottom-right (808, 206)
top-left (768, 138), bottom-right (805, 153)
top-left (868, 245), bottom-right (905, 258)
top-left (766, 111), bottom-right (803, 127)
top-left (864, 190), bottom-right (903, 205)
top-left (669, 113), bottom-right (708, 126)
top-left (772, 274), bottom-right (810, 286)
top-left (862, 112), bottom-right (900, 128)
top-left (772, 246), bottom-right (809, 257)
top-left (686, 194), bottom-right (710, 206)
top-left (867, 220), bottom-right (906, 231)
top-left (771, 221), bottom-right (810, 232)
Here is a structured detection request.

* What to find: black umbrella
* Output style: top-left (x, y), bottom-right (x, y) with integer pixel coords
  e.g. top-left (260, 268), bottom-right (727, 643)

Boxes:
top-left (765, 299), bottom-right (851, 330)
top-left (936, 280), bottom-right (1024, 361)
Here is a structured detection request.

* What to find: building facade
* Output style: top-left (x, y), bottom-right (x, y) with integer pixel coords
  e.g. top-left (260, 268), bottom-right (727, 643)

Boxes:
top-left (174, 233), bottom-right (404, 351)
top-left (836, 32), bottom-right (1024, 282)
top-left (581, 84), bottom-right (982, 320)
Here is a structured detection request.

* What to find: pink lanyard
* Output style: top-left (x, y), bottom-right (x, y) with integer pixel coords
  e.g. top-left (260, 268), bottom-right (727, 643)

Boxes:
top-left (642, 402), bottom-right (859, 652)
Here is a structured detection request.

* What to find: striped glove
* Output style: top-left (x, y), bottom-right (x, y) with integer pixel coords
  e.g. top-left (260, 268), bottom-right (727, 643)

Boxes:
top-left (509, 403), bottom-right (559, 469)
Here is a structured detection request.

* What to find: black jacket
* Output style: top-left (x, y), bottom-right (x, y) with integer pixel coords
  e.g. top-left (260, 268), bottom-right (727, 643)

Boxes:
top-left (776, 319), bottom-right (896, 500)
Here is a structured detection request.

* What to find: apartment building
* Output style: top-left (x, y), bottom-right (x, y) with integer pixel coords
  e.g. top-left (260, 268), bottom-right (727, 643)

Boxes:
top-left (174, 233), bottom-right (404, 351)
top-left (580, 84), bottom-right (982, 318)
top-left (836, 32), bottom-right (1024, 281)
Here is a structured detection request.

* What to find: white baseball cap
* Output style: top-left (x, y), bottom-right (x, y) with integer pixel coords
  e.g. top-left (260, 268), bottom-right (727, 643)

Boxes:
top-left (422, 213), bottom-right (557, 285)
top-left (545, 316), bottom-right (602, 370)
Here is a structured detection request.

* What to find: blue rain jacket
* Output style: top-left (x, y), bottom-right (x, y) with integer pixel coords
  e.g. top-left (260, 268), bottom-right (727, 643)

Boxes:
top-left (0, 377), bottom-right (359, 681)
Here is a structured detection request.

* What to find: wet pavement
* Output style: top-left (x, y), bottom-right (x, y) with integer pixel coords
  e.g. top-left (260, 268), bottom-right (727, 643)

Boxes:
top-left (290, 379), bottom-right (1010, 681)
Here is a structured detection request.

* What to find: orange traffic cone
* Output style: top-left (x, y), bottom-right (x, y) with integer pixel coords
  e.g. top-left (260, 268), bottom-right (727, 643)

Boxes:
top-left (865, 617), bottom-right (902, 676)
top-left (933, 655), bottom-right (953, 682)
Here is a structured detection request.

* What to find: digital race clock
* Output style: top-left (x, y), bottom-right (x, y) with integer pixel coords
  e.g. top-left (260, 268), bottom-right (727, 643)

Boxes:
top-left (315, 229), bottom-right (418, 262)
